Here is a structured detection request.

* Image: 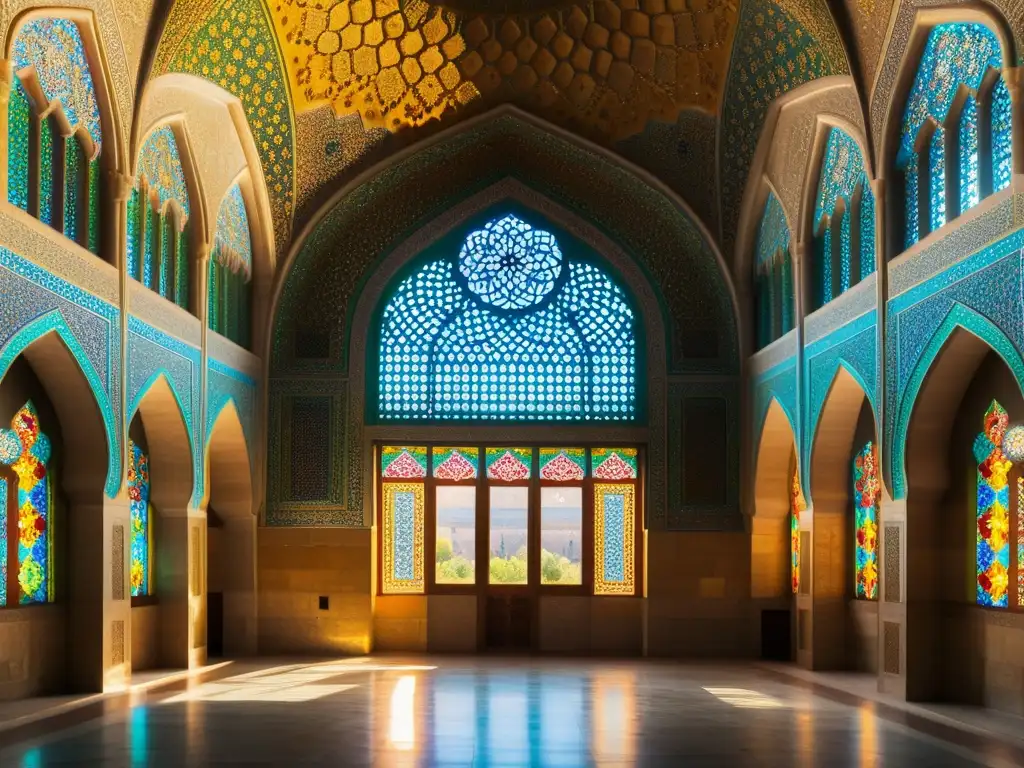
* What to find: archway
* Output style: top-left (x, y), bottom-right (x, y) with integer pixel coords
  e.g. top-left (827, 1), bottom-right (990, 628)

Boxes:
top-left (203, 401), bottom-right (255, 658)
top-left (0, 330), bottom-right (114, 696)
top-left (128, 375), bottom-right (195, 671)
top-left (806, 365), bottom-right (879, 671)
top-left (751, 398), bottom-right (799, 661)
top-left (903, 327), bottom-right (1024, 708)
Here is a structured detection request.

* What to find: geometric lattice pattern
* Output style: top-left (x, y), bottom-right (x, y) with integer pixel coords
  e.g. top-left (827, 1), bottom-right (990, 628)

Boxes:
top-left (594, 483), bottom-right (635, 595)
top-left (378, 214), bottom-right (636, 422)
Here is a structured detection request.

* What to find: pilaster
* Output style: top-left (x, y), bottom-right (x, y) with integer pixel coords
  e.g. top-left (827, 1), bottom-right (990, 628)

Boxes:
top-left (0, 60), bottom-right (12, 205)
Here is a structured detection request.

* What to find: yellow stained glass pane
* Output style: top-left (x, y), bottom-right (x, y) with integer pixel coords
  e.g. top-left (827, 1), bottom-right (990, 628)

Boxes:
top-left (594, 483), bottom-right (635, 596)
top-left (382, 482), bottom-right (425, 594)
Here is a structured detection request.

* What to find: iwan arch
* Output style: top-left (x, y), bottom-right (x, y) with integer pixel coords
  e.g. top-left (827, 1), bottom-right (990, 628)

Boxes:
top-left (0, 0), bottom-right (1023, 724)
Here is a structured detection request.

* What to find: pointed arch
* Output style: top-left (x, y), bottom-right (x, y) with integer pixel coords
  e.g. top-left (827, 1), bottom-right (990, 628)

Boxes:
top-left (0, 311), bottom-right (117, 496)
top-left (893, 304), bottom-right (1024, 499)
top-left (203, 398), bottom-right (252, 518)
top-left (130, 372), bottom-right (194, 511)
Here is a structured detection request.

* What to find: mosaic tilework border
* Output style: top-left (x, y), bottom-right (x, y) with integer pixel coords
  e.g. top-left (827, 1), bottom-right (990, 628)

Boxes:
top-left (887, 242), bottom-right (1024, 498)
top-left (667, 378), bottom-right (743, 531)
top-left (803, 311), bottom-right (878, 498)
top-left (0, 246), bottom-right (121, 497)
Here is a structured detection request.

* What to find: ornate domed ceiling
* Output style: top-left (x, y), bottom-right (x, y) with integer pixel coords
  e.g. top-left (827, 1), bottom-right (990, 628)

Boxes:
top-left (153, 0), bottom-right (855, 257)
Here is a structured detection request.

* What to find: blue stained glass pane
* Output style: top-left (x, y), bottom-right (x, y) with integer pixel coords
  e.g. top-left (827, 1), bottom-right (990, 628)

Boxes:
top-left (7, 80), bottom-right (31, 212)
top-left (392, 491), bottom-right (415, 581)
top-left (602, 493), bottom-right (626, 582)
top-left (905, 154), bottom-right (920, 248)
top-left (126, 188), bottom-right (140, 281)
top-left (39, 118), bottom-right (54, 226)
top-left (959, 96), bottom-right (980, 213)
top-left (780, 252), bottom-right (794, 333)
top-left (814, 128), bottom-right (867, 224)
top-left (930, 128), bottom-right (946, 232)
top-left (992, 78), bottom-right (1012, 193)
top-left (0, 476), bottom-right (7, 607)
top-left (839, 211), bottom-right (852, 293)
top-left (859, 184), bottom-right (875, 279)
top-left (378, 215), bottom-right (636, 422)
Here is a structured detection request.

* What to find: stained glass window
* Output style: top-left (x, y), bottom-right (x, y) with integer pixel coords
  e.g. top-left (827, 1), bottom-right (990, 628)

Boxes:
top-left (929, 127), bottom-right (946, 233)
top-left (991, 77), bottom-right (1012, 193)
top-left (591, 448), bottom-right (638, 480)
top-left (486, 448), bottom-right (532, 482)
top-left (594, 484), bottom-right (635, 595)
top-left (0, 476), bottom-right (7, 606)
top-left (0, 402), bottom-right (53, 605)
top-left (754, 193), bottom-right (791, 347)
top-left (859, 187), bottom-right (875, 280)
top-left (210, 185), bottom-right (253, 347)
top-left (381, 446), bottom-right (428, 479)
top-left (780, 251), bottom-right (794, 334)
top-left (175, 221), bottom-right (189, 309)
top-left (87, 159), bottom-right (101, 256)
top-left (818, 227), bottom-right (833, 306)
top-left (959, 96), bottom-right (980, 214)
top-left (160, 216), bottom-right (173, 299)
top-left (378, 214), bottom-right (636, 421)
top-left (144, 204), bottom-right (157, 289)
top-left (899, 23), bottom-right (1002, 247)
top-left (539, 449), bottom-right (586, 481)
top-left (128, 440), bottom-right (152, 597)
top-left (853, 442), bottom-right (880, 600)
top-left (791, 468), bottom-right (805, 594)
top-left (432, 447), bottom-right (478, 481)
top-left (7, 80), bottom-right (31, 212)
top-left (382, 482), bottom-right (425, 594)
top-left (839, 211), bottom-right (852, 294)
top-left (39, 118), bottom-right (55, 226)
top-left (904, 153), bottom-right (920, 249)
top-left (977, 401), bottom-right (1011, 607)
top-left (63, 135), bottom-right (85, 244)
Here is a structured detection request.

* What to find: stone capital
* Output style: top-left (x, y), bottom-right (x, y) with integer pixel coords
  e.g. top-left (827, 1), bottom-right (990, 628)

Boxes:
top-left (106, 170), bottom-right (134, 202)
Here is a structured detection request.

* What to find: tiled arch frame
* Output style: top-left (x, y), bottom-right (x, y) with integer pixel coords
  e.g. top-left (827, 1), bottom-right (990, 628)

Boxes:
top-left (2, 7), bottom-right (128, 263)
top-left (891, 302), bottom-right (1024, 499)
top-left (130, 118), bottom-right (207, 238)
top-left (346, 178), bottom-right (670, 527)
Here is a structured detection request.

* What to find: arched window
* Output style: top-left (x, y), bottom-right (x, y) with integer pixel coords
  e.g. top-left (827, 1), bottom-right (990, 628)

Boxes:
top-left (753, 192), bottom-right (793, 350)
top-left (791, 465), bottom-right (805, 594)
top-left (208, 184), bottom-right (253, 349)
top-left (812, 128), bottom-right (874, 310)
top-left (7, 17), bottom-right (103, 255)
top-left (127, 438), bottom-right (152, 598)
top-left (852, 441), bottom-right (880, 600)
top-left (129, 126), bottom-right (191, 309)
top-left (0, 402), bottom-right (53, 606)
top-left (377, 213), bottom-right (637, 421)
top-left (975, 400), bottom-right (1023, 608)
top-left (898, 23), bottom-right (1005, 250)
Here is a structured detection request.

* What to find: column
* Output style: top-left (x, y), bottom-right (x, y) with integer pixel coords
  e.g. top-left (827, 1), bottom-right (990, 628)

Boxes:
top-left (106, 170), bottom-right (133, 271)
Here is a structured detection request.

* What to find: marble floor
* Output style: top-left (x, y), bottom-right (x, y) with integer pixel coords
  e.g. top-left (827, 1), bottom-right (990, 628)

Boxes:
top-left (0, 657), bottom-right (1017, 767)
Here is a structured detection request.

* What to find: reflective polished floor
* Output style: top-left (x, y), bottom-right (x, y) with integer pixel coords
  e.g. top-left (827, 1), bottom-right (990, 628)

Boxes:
top-left (0, 657), bottom-right (1017, 767)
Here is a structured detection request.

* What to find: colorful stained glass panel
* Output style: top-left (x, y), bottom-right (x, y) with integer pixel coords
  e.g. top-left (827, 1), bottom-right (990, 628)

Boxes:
top-left (486, 448), bottom-right (532, 481)
top-left (0, 402), bottom-right (51, 605)
top-left (1018, 477), bottom-right (1024, 607)
top-left (791, 468), bottom-right (805, 594)
top-left (594, 484), bottom-right (635, 595)
top-left (0, 476), bottom-right (7, 607)
top-left (382, 483), bottom-right (424, 594)
top-left (381, 446), bottom-right (427, 479)
top-left (7, 80), bottom-right (31, 212)
top-left (591, 448), bottom-right (638, 480)
top-left (977, 400), bottom-right (1011, 607)
top-left (853, 442), bottom-right (880, 600)
top-left (431, 447), bottom-right (479, 481)
top-left (992, 77), bottom-right (1012, 193)
top-left (128, 440), bottom-right (151, 597)
top-left (539, 449), bottom-right (586, 481)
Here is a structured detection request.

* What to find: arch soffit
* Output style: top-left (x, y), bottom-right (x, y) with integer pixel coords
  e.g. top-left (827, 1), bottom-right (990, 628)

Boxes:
top-left (752, 397), bottom-right (799, 519)
top-left (268, 105), bottom-right (739, 362)
top-left (807, 360), bottom-right (877, 501)
top-left (0, 309), bottom-right (119, 497)
top-left (201, 397), bottom-right (252, 512)
top-left (893, 302), bottom-right (1024, 498)
top-left (129, 372), bottom-right (194, 505)
top-left (733, 75), bottom-right (862, 283)
top-left (755, 396), bottom-right (798, 472)
top-left (798, 115), bottom-right (874, 245)
top-left (876, 7), bottom-right (1015, 173)
top-left (130, 368), bottom-right (194, 453)
top-left (346, 177), bottom-right (669, 417)
top-left (4, 7), bottom-right (126, 173)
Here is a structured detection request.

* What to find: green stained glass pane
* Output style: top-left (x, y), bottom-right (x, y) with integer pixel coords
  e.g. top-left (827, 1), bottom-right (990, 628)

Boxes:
top-left (859, 185), bottom-right (875, 280)
top-left (63, 135), bottom-right (85, 243)
top-left (539, 448), bottom-right (586, 481)
top-left (839, 211), bottom-right (852, 293)
top-left (39, 118), bottom-right (54, 226)
top-left (207, 260), bottom-right (219, 334)
top-left (160, 215), bottom-right (173, 300)
top-left (780, 252), bottom-right (794, 333)
top-left (959, 96), bottom-right (980, 214)
top-left (87, 158), bottom-right (101, 255)
top-left (0, 475), bottom-right (7, 607)
top-left (176, 220), bottom-right (189, 310)
top-left (381, 446), bottom-right (427, 478)
top-left (144, 203), bottom-right (157, 289)
top-left (7, 80), bottom-right (31, 211)
top-left (126, 188), bottom-right (141, 281)
top-left (817, 229), bottom-right (833, 306)
top-left (485, 448), bottom-right (533, 481)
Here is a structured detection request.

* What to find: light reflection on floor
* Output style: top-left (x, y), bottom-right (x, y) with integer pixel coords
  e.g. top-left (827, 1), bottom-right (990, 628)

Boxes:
top-left (0, 658), bottom-right (1005, 767)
